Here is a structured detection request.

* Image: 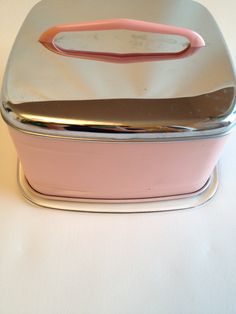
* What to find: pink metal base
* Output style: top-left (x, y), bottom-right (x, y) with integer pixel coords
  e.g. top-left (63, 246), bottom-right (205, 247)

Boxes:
top-left (18, 162), bottom-right (218, 211)
top-left (9, 127), bottom-right (229, 201)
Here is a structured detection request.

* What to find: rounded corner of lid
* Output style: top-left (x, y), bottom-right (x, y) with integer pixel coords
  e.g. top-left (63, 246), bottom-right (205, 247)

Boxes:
top-left (190, 0), bottom-right (211, 13)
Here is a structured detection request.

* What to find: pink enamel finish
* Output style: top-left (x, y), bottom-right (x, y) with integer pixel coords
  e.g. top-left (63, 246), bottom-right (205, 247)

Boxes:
top-left (9, 127), bottom-right (229, 200)
top-left (39, 19), bottom-right (205, 63)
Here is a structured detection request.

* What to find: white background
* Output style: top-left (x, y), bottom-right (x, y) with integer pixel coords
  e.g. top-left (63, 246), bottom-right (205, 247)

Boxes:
top-left (0, 1), bottom-right (236, 313)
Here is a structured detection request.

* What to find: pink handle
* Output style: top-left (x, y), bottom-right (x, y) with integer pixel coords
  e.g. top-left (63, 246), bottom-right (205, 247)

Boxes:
top-left (39, 19), bottom-right (205, 63)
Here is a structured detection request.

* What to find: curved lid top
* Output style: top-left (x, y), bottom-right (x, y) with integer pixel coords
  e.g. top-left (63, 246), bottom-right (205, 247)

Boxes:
top-left (1, 0), bottom-right (235, 141)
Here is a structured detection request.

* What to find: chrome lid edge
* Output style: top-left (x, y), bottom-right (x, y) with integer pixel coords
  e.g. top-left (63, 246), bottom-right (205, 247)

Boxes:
top-left (2, 105), bottom-right (236, 142)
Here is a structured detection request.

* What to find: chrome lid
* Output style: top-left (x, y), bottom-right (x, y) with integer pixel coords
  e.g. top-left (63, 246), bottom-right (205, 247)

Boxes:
top-left (1, 0), bottom-right (235, 141)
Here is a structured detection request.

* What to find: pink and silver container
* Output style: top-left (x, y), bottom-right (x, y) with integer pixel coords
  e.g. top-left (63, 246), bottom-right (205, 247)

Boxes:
top-left (1, 0), bottom-right (235, 210)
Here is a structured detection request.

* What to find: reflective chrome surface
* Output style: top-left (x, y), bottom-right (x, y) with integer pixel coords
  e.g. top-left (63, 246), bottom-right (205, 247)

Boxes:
top-left (1, 0), bottom-right (236, 140)
top-left (2, 87), bottom-right (236, 141)
top-left (18, 162), bottom-right (218, 211)
top-left (54, 30), bottom-right (189, 54)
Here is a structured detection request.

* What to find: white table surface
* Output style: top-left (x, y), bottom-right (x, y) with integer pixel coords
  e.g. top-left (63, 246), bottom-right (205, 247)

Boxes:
top-left (0, 1), bottom-right (236, 314)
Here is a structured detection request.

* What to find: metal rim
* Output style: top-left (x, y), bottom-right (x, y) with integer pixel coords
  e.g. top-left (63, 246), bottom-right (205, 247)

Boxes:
top-left (2, 112), bottom-right (234, 143)
top-left (17, 162), bottom-right (218, 213)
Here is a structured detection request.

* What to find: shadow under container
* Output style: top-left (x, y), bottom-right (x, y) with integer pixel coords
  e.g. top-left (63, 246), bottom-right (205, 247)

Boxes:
top-left (1, 0), bottom-right (236, 203)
